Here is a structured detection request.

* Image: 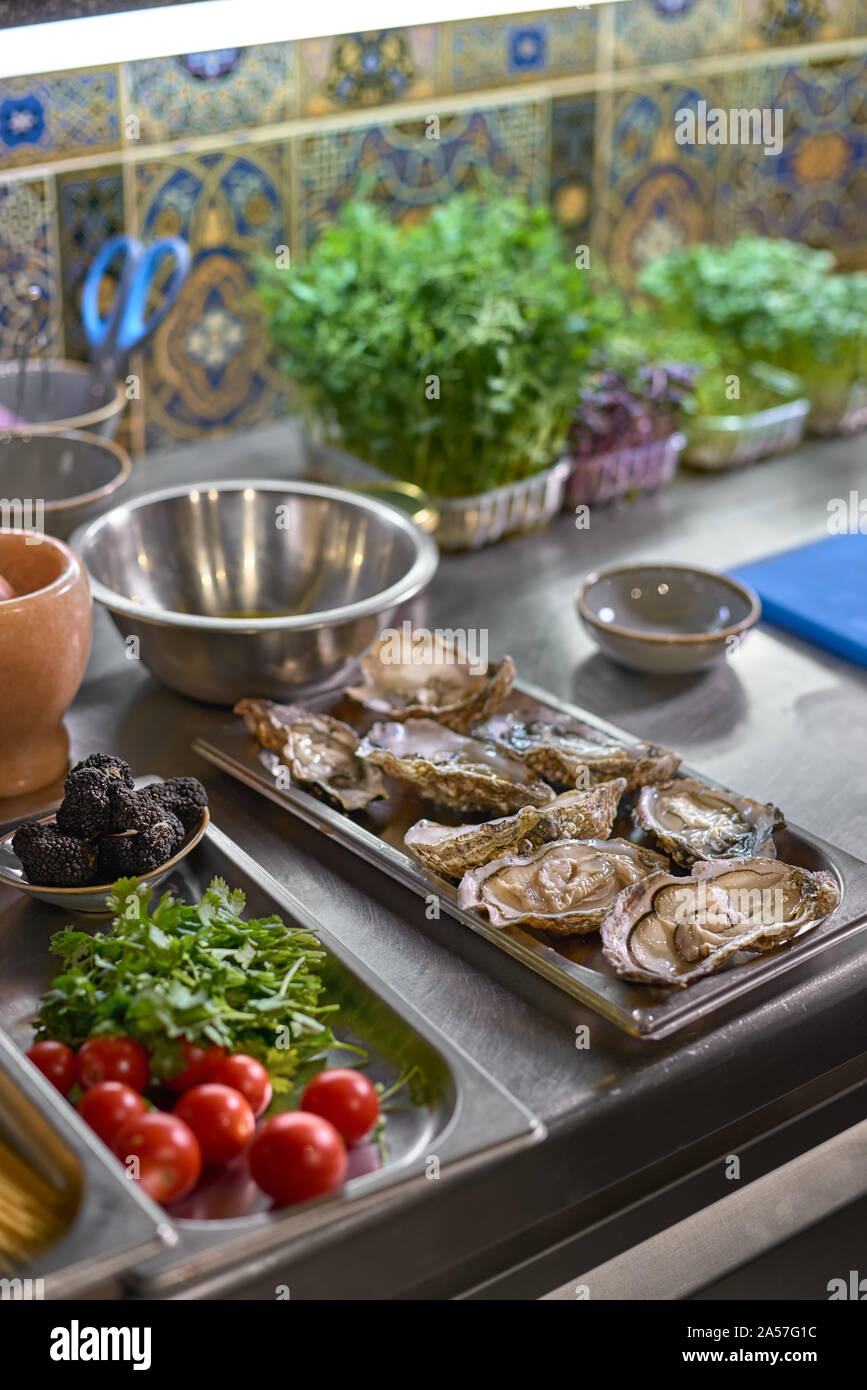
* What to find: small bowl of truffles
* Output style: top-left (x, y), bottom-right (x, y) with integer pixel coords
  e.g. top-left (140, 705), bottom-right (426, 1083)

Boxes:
top-left (0, 753), bottom-right (209, 912)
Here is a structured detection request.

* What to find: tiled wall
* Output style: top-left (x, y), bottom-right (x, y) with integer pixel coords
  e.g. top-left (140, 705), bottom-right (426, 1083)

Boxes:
top-left (1, 0), bottom-right (866, 452)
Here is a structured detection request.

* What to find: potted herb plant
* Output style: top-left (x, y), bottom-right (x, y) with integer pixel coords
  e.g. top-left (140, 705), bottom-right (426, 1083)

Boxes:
top-left (639, 237), bottom-right (867, 439)
top-left (560, 322), bottom-right (700, 505)
top-left (256, 192), bottom-right (602, 549)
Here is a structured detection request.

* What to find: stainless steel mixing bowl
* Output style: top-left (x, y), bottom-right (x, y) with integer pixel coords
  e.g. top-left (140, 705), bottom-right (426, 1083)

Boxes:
top-left (0, 361), bottom-right (126, 438)
top-left (0, 431), bottom-right (131, 540)
top-left (70, 480), bottom-right (440, 705)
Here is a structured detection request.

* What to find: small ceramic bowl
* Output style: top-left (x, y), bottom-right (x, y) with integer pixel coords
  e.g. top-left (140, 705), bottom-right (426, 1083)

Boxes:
top-left (577, 563), bottom-right (761, 675)
top-left (0, 807), bottom-right (209, 913)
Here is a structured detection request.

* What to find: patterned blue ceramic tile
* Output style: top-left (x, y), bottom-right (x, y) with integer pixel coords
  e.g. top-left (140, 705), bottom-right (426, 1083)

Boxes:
top-left (299, 27), bottom-right (439, 114)
top-left (0, 176), bottom-right (59, 358)
top-left (57, 166), bottom-right (124, 360)
top-left (449, 9), bottom-right (597, 92)
top-left (124, 44), bottom-right (292, 144)
top-left (717, 56), bottom-right (867, 266)
top-left (295, 101), bottom-right (549, 245)
top-left (0, 69), bottom-right (119, 169)
top-left (551, 96), bottom-right (596, 241)
top-left (613, 0), bottom-right (737, 67)
top-left (740, 0), bottom-right (858, 49)
top-left (133, 144), bottom-right (290, 445)
top-left (603, 79), bottom-right (726, 279)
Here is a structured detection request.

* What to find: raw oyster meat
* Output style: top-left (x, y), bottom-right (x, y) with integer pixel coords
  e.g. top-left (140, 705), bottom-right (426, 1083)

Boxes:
top-left (457, 837), bottom-right (668, 935)
top-left (346, 633), bottom-right (515, 733)
top-left (404, 779), bottom-right (627, 879)
top-left (356, 718), bottom-right (554, 815)
top-left (634, 778), bottom-right (783, 866)
top-left (601, 857), bottom-right (840, 987)
top-left (235, 699), bottom-right (386, 812)
top-left (473, 712), bottom-right (679, 791)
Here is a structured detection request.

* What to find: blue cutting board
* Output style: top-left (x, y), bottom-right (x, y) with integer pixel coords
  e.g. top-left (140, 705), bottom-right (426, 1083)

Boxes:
top-left (731, 533), bottom-right (867, 668)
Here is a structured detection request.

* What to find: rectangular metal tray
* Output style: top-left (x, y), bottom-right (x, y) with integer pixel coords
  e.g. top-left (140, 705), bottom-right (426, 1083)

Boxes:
top-left (194, 679), bottom-right (867, 1040)
top-left (0, 813), bottom-right (540, 1296)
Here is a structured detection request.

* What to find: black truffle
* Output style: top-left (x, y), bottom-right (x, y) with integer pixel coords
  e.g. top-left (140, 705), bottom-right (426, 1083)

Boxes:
top-left (106, 786), bottom-right (165, 835)
top-left (56, 768), bottom-right (112, 839)
top-left (150, 777), bottom-right (208, 831)
top-left (14, 824), bottom-right (98, 887)
top-left (99, 809), bottom-right (185, 879)
top-left (67, 752), bottom-right (134, 792)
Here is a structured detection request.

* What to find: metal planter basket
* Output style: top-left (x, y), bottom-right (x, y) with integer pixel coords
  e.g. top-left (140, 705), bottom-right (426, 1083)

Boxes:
top-left (562, 431), bottom-right (685, 507)
top-left (682, 363), bottom-right (809, 472)
top-left (433, 459), bottom-right (571, 551)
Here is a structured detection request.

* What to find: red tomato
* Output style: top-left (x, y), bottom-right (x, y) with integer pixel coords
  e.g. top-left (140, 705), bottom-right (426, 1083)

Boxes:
top-left (173, 1084), bottom-right (255, 1166)
top-left (26, 1040), bottom-right (75, 1096)
top-left (248, 1112), bottom-right (347, 1207)
top-left (112, 1112), bottom-right (201, 1205)
top-left (300, 1069), bottom-right (380, 1144)
top-left (208, 1054), bottom-right (272, 1118)
top-left (164, 1040), bottom-right (227, 1093)
top-left (75, 1036), bottom-right (150, 1093)
top-left (78, 1082), bottom-right (146, 1147)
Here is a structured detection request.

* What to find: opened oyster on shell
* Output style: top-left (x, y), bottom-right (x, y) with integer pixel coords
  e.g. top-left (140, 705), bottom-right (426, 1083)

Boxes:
top-left (404, 779), bottom-right (627, 879)
top-left (601, 857), bottom-right (840, 987)
top-left (346, 633), bottom-right (515, 733)
top-left (457, 837), bottom-right (668, 935)
top-left (473, 712), bottom-right (680, 791)
top-left (357, 718), bottom-right (554, 815)
top-left (634, 778), bottom-right (783, 866)
top-left (235, 699), bottom-right (386, 812)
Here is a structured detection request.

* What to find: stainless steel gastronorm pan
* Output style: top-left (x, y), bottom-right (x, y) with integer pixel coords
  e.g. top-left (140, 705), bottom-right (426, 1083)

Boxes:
top-left (194, 680), bottom-right (867, 1040)
top-left (0, 818), bottom-right (539, 1297)
top-left (0, 1030), bottom-right (168, 1297)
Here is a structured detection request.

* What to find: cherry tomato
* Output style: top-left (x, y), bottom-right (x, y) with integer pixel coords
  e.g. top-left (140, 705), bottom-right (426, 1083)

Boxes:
top-left (208, 1054), bottom-right (272, 1118)
top-left (75, 1036), bottom-right (150, 1092)
top-left (248, 1112), bottom-right (347, 1206)
top-left (300, 1068), bottom-right (380, 1144)
top-left (173, 1084), bottom-right (255, 1166)
top-left (112, 1111), bottom-right (201, 1205)
top-left (164, 1040), bottom-right (227, 1093)
top-left (77, 1082), bottom-right (146, 1147)
top-left (26, 1040), bottom-right (75, 1096)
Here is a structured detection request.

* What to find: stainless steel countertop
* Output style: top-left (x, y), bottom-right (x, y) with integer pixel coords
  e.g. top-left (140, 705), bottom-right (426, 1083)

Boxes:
top-left (7, 420), bottom-right (867, 1297)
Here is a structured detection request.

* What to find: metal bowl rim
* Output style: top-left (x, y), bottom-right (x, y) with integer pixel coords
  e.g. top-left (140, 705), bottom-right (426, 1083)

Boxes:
top-left (1, 429), bottom-right (131, 512)
top-left (0, 360), bottom-right (126, 433)
top-left (69, 478), bottom-right (440, 631)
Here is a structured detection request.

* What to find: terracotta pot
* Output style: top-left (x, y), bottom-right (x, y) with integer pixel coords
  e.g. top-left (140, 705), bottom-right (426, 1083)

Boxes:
top-left (0, 530), bottom-right (92, 798)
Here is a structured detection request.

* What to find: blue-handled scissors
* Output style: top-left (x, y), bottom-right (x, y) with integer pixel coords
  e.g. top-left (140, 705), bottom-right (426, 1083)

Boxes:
top-left (82, 234), bottom-right (191, 380)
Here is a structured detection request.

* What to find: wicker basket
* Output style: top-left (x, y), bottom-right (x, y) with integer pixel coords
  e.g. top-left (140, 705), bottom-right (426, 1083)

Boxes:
top-left (562, 431), bottom-right (685, 507)
top-left (682, 364), bottom-right (809, 471)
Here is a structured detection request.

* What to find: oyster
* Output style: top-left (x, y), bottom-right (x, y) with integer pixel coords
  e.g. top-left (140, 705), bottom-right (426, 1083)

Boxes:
top-left (601, 857), bottom-right (840, 987)
top-left (473, 712), bottom-right (679, 791)
top-left (356, 718), bottom-right (554, 815)
top-left (404, 779), bottom-right (627, 879)
top-left (234, 699), bottom-right (386, 812)
top-left (346, 633), bottom-right (515, 733)
top-left (457, 837), bottom-right (668, 936)
top-left (634, 778), bottom-right (783, 866)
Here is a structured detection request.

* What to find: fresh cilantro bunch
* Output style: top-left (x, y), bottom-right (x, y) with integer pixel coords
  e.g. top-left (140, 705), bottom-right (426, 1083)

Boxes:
top-left (35, 877), bottom-right (339, 1092)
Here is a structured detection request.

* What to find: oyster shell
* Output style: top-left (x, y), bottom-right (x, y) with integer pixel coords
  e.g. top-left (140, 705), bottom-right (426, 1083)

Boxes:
top-left (473, 712), bottom-right (679, 791)
top-left (235, 699), bottom-right (386, 812)
top-left (601, 857), bottom-right (840, 987)
top-left (346, 634), bottom-right (515, 733)
top-left (634, 778), bottom-right (783, 866)
top-left (356, 718), bottom-right (554, 815)
top-left (457, 837), bottom-right (668, 935)
top-left (404, 779), bottom-right (627, 879)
